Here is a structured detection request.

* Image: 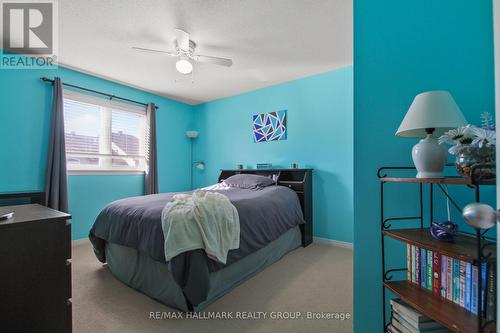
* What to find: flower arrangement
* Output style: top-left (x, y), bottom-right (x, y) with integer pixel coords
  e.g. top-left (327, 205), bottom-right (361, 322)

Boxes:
top-left (439, 112), bottom-right (496, 178)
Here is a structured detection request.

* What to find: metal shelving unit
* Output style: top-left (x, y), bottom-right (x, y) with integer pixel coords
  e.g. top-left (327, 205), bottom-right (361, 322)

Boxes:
top-left (378, 165), bottom-right (496, 333)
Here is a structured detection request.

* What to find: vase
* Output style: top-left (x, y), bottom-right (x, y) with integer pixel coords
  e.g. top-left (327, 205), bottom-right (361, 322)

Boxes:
top-left (454, 146), bottom-right (495, 179)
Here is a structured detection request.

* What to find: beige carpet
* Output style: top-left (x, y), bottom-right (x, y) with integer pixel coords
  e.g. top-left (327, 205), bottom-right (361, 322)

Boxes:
top-left (72, 241), bottom-right (353, 333)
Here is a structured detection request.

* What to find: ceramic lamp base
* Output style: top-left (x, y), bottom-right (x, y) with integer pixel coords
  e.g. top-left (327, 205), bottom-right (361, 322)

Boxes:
top-left (412, 135), bottom-right (447, 178)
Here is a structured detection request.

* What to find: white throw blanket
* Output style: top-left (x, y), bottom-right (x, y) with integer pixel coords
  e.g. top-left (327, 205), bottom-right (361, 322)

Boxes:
top-left (161, 190), bottom-right (240, 264)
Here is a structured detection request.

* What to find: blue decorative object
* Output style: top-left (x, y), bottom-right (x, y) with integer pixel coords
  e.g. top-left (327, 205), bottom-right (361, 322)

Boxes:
top-left (252, 110), bottom-right (287, 142)
top-left (430, 221), bottom-right (458, 242)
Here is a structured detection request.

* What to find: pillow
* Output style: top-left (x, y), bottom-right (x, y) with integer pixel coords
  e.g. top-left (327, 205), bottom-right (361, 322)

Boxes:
top-left (223, 174), bottom-right (275, 189)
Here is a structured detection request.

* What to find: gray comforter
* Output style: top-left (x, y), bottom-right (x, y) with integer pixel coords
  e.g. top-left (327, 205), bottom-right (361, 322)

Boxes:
top-left (89, 185), bottom-right (304, 308)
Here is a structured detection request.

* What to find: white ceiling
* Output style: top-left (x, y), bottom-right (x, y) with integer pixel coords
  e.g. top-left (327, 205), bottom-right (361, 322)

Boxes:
top-left (59, 0), bottom-right (352, 105)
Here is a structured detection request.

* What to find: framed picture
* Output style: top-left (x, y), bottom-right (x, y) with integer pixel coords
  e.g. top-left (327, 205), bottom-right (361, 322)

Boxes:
top-left (252, 110), bottom-right (287, 142)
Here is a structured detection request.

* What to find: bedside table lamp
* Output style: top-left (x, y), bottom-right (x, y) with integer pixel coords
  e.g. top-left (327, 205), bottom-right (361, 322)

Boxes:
top-left (396, 91), bottom-right (466, 178)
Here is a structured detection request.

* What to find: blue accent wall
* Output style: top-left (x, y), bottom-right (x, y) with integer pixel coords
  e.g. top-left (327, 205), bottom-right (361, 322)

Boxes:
top-left (353, 1), bottom-right (495, 332)
top-left (193, 66), bottom-right (354, 243)
top-left (68, 175), bottom-right (144, 239)
top-left (0, 66), bottom-right (194, 240)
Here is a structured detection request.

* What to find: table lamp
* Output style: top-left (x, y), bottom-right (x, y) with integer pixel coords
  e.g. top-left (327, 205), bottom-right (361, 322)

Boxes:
top-left (396, 91), bottom-right (467, 178)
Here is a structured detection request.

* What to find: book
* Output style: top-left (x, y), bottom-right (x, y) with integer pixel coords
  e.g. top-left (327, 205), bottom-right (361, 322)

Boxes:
top-left (465, 262), bottom-right (472, 311)
top-left (386, 324), bottom-right (401, 333)
top-left (421, 248), bottom-right (427, 289)
top-left (391, 317), bottom-right (412, 333)
top-left (440, 255), bottom-right (447, 298)
top-left (415, 247), bottom-right (421, 285)
top-left (426, 250), bottom-right (433, 291)
top-left (454, 260), bottom-right (462, 304)
top-left (453, 259), bottom-right (460, 304)
top-left (486, 262), bottom-right (496, 321)
top-left (407, 244), bottom-right (412, 282)
top-left (432, 252), bottom-right (440, 296)
top-left (471, 265), bottom-right (479, 315)
top-left (390, 298), bottom-right (431, 323)
top-left (411, 245), bottom-right (417, 284)
top-left (392, 313), bottom-right (450, 333)
top-left (393, 311), bottom-right (447, 331)
top-left (446, 257), bottom-right (453, 301)
top-left (481, 262), bottom-right (487, 314)
top-left (459, 261), bottom-right (466, 307)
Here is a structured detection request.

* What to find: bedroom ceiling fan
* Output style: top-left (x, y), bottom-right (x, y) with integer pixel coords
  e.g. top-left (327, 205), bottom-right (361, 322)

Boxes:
top-left (132, 29), bottom-right (233, 75)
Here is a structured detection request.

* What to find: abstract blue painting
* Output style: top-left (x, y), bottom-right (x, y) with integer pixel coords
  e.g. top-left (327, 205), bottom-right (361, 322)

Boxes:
top-left (252, 110), bottom-right (287, 142)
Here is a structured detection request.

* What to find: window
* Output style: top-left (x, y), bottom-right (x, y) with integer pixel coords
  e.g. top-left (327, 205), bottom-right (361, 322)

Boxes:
top-left (63, 90), bottom-right (147, 173)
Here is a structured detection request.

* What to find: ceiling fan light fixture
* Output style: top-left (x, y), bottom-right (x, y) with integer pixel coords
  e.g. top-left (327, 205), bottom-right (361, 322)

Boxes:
top-left (133, 29), bottom-right (233, 76)
top-left (175, 58), bottom-right (193, 74)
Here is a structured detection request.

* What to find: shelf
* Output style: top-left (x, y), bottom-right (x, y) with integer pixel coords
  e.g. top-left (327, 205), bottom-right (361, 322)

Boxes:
top-left (383, 228), bottom-right (496, 264)
top-left (380, 166), bottom-right (497, 333)
top-left (380, 177), bottom-right (495, 185)
top-left (384, 280), bottom-right (495, 333)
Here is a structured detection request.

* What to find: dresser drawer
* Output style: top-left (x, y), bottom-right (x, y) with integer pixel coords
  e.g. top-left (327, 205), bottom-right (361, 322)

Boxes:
top-left (65, 260), bottom-right (72, 299)
top-left (279, 181), bottom-right (304, 192)
top-left (64, 222), bottom-right (72, 259)
top-left (66, 299), bottom-right (73, 333)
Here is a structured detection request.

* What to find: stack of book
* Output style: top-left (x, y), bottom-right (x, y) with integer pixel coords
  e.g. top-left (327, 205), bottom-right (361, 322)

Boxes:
top-left (388, 298), bottom-right (451, 333)
top-left (407, 244), bottom-right (496, 320)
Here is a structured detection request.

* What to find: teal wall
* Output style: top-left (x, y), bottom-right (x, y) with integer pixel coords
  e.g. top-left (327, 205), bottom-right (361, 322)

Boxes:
top-left (68, 175), bottom-right (144, 239)
top-left (193, 66), bottom-right (354, 243)
top-left (353, 1), bottom-right (495, 332)
top-left (0, 66), bottom-right (194, 239)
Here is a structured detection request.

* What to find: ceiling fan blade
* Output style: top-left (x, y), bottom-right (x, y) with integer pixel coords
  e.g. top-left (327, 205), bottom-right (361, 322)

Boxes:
top-left (132, 46), bottom-right (177, 56)
top-left (193, 54), bottom-right (233, 67)
top-left (174, 28), bottom-right (190, 51)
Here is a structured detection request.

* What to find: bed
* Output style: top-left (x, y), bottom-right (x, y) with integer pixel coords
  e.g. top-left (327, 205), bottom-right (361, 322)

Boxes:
top-left (89, 169), bottom-right (313, 312)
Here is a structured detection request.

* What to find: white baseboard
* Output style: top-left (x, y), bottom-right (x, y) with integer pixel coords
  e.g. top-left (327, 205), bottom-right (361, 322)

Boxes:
top-left (72, 238), bottom-right (91, 247)
top-left (313, 237), bottom-right (353, 249)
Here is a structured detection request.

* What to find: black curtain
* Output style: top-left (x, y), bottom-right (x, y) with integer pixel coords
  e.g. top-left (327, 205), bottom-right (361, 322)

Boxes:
top-left (45, 77), bottom-right (68, 212)
top-left (145, 102), bottom-right (158, 194)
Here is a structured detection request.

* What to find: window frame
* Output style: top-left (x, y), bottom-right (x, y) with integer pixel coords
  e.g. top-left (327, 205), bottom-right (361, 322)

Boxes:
top-left (63, 89), bottom-right (148, 175)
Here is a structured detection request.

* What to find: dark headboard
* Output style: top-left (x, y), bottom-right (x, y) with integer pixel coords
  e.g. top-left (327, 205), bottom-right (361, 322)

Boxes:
top-left (219, 169), bottom-right (313, 247)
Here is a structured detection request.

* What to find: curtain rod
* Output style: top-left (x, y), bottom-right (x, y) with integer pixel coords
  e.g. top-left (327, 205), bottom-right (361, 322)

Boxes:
top-left (40, 77), bottom-right (158, 110)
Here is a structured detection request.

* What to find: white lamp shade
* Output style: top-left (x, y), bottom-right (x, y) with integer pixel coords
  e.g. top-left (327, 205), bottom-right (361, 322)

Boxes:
top-left (186, 130), bottom-right (199, 139)
top-left (396, 91), bottom-right (467, 138)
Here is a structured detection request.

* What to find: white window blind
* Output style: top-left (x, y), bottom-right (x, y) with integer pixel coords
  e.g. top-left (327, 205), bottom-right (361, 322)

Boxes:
top-left (63, 90), bottom-right (147, 173)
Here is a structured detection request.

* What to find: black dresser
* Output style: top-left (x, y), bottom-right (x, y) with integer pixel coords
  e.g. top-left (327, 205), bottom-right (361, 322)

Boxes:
top-left (0, 204), bottom-right (72, 332)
